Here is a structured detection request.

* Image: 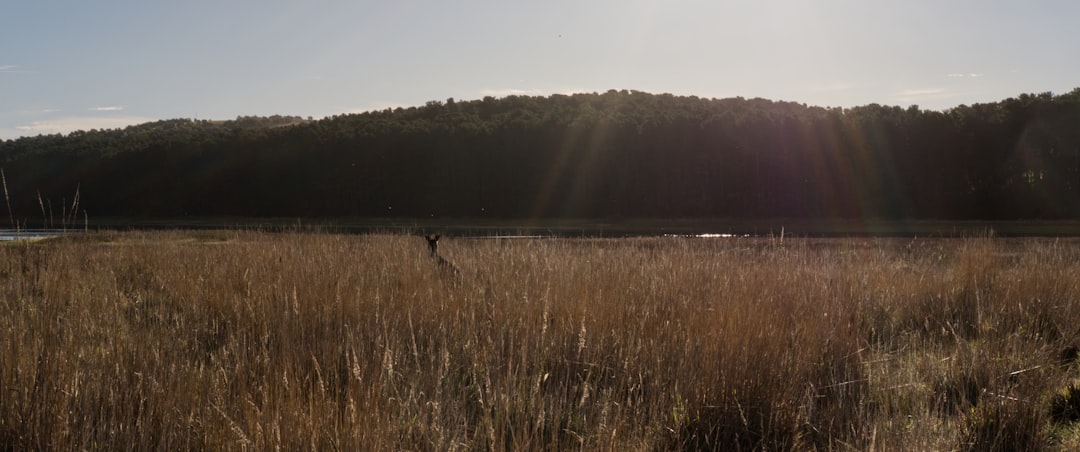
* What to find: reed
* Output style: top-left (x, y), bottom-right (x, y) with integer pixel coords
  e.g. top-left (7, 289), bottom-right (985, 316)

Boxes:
top-left (2, 231), bottom-right (1079, 450)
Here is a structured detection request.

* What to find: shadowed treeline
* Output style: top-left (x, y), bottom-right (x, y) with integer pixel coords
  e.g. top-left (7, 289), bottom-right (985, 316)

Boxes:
top-left (2, 89), bottom-right (1080, 220)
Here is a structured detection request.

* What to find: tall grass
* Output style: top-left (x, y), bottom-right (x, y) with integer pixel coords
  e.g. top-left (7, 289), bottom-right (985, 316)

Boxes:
top-left (2, 232), bottom-right (1080, 450)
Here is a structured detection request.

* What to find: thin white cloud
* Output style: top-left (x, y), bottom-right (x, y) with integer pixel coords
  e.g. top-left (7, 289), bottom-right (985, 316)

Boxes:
top-left (345, 101), bottom-right (411, 114)
top-left (897, 88), bottom-right (945, 96)
top-left (551, 87), bottom-right (592, 95)
top-left (13, 108), bottom-right (62, 115)
top-left (946, 73), bottom-right (985, 78)
top-left (91, 106), bottom-right (125, 112)
top-left (0, 65), bottom-right (32, 73)
top-left (479, 88), bottom-right (545, 97)
top-left (892, 88), bottom-right (959, 104)
top-left (6, 115), bottom-right (152, 139)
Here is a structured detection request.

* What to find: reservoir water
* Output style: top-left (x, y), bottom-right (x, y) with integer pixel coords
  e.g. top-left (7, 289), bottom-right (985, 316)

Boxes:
top-left (0, 229), bottom-right (72, 241)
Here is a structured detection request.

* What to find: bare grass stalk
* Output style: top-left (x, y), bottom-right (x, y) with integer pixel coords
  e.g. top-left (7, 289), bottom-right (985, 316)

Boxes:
top-left (2, 232), bottom-right (1080, 449)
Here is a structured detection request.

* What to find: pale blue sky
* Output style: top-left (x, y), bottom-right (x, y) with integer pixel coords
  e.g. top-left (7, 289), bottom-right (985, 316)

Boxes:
top-left (2, 0), bottom-right (1077, 139)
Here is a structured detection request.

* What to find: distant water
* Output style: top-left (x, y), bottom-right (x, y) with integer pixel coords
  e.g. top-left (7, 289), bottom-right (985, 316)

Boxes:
top-left (462, 233), bottom-right (755, 239)
top-left (663, 233), bottom-right (752, 238)
top-left (0, 229), bottom-right (72, 241)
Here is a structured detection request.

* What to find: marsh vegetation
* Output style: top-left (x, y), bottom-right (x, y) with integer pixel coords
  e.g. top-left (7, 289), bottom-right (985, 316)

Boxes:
top-left (3, 231), bottom-right (1080, 450)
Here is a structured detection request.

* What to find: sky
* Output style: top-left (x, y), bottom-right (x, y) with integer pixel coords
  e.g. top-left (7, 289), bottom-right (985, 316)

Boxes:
top-left (2, 0), bottom-right (1077, 140)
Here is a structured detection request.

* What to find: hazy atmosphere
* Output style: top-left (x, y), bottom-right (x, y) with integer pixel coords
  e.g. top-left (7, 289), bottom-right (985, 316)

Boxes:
top-left (2, 0), bottom-right (1077, 139)
top-left (7, 3), bottom-right (1080, 450)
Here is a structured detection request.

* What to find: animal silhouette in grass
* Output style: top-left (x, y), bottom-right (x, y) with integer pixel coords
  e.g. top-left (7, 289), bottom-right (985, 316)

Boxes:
top-left (424, 234), bottom-right (460, 275)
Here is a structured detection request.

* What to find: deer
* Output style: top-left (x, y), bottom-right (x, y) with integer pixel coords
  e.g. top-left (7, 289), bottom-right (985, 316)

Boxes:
top-left (424, 234), bottom-right (460, 275)
top-left (425, 234), bottom-right (441, 255)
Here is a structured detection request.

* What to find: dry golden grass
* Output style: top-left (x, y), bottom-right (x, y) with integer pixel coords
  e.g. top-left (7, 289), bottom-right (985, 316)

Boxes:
top-left (2, 231), bottom-right (1080, 450)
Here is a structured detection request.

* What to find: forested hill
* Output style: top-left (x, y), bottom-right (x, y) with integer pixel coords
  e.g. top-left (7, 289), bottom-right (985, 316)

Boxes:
top-left (2, 89), bottom-right (1080, 221)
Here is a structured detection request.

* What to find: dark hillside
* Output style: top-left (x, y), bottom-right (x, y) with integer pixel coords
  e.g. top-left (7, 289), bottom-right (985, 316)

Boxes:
top-left (2, 90), bottom-right (1079, 221)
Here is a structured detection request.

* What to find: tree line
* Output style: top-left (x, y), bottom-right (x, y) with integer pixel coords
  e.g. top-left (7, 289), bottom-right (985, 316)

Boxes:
top-left (1, 90), bottom-right (1079, 221)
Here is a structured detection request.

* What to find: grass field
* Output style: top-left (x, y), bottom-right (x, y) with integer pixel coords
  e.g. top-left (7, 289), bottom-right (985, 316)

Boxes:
top-left (3, 231), bottom-right (1080, 450)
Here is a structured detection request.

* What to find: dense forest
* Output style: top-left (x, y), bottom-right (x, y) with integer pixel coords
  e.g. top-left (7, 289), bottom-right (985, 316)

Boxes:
top-left (1, 89), bottom-right (1079, 222)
